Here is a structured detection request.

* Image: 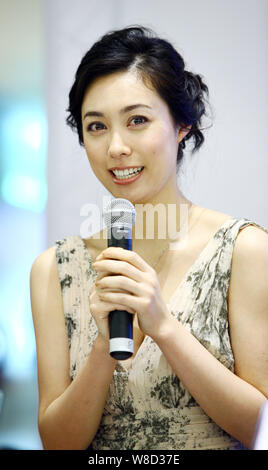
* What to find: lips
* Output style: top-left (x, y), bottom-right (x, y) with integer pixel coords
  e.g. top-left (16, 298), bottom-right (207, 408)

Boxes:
top-left (109, 166), bottom-right (143, 172)
top-left (109, 167), bottom-right (145, 185)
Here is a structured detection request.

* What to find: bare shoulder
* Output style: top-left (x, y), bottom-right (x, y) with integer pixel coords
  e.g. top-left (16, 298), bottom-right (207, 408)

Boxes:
top-left (202, 206), bottom-right (233, 228)
top-left (192, 205), bottom-right (233, 242)
top-left (233, 221), bottom-right (268, 253)
top-left (30, 245), bottom-right (61, 315)
top-left (226, 216), bottom-right (268, 309)
top-left (30, 243), bottom-right (67, 348)
top-left (229, 221), bottom-right (268, 291)
top-left (202, 205), bottom-right (268, 250)
top-left (30, 245), bottom-right (58, 284)
top-left (30, 245), bottom-right (64, 321)
top-left (227, 220), bottom-right (268, 397)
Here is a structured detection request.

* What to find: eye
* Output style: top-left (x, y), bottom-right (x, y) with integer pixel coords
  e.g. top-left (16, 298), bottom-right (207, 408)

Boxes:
top-left (86, 122), bottom-right (105, 132)
top-left (86, 115), bottom-right (148, 133)
top-left (129, 115), bottom-right (148, 126)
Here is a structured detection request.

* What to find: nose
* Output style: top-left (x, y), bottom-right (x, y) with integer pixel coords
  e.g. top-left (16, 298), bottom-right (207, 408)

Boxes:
top-left (107, 131), bottom-right (131, 159)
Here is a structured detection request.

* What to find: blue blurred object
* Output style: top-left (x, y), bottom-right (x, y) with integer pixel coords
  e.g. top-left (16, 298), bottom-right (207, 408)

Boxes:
top-left (0, 98), bottom-right (47, 212)
top-left (0, 97), bottom-right (47, 379)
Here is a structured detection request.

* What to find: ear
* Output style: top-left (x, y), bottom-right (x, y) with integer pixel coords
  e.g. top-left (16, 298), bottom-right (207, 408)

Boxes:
top-left (177, 124), bottom-right (192, 143)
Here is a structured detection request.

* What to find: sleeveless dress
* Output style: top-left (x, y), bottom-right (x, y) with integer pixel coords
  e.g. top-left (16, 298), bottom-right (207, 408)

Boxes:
top-left (55, 217), bottom-right (268, 450)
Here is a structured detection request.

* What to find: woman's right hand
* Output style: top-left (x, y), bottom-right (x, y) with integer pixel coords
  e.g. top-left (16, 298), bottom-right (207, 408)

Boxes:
top-left (89, 271), bottom-right (136, 344)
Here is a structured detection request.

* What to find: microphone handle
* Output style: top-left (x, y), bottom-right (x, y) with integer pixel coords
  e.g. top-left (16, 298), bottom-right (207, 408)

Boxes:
top-left (108, 225), bottom-right (134, 360)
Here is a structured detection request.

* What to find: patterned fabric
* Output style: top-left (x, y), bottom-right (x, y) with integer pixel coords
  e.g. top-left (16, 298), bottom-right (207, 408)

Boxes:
top-left (55, 217), bottom-right (268, 450)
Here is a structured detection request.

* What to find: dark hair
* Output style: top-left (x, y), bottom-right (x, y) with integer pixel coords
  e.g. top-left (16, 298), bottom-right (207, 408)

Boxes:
top-left (66, 25), bottom-right (211, 171)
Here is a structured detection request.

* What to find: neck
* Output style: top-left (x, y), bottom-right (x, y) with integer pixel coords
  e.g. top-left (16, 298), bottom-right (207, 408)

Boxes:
top-left (131, 188), bottom-right (192, 251)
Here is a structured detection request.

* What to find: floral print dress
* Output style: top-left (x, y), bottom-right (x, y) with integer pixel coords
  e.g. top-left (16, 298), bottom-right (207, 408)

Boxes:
top-left (55, 217), bottom-right (268, 450)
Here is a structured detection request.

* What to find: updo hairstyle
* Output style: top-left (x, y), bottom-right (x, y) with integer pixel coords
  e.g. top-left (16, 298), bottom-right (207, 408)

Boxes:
top-left (66, 25), bottom-right (211, 171)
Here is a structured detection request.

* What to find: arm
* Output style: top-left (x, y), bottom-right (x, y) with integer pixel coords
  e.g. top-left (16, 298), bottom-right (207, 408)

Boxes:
top-left (153, 225), bottom-right (268, 449)
top-left (30, 246), bottom-right (117, 450)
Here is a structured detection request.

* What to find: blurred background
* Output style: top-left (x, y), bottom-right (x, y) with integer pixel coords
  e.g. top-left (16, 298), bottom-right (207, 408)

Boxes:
top-left (0, 0), bottom-right (45, 449)
top-left (0, 0), bottom-right (267, 450)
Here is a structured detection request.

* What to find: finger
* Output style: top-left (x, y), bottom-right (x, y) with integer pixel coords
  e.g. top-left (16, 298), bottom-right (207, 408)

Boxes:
top-left (92, 267), bottom-right (108, 281)
top-left (98, 291), bottom-right (141, 313)
top-left (97, 247), bottom-right (154, 274)
top-left (93, 258), bottom-right (146, 283)
top-left (91, 299), bottom-right (136, 315)
top-left (96, 271), bottom-right (108, 282)
top-left (96, 285), bottom-right (129, 296)
top-left (96, 275), bottom-right (143, 297)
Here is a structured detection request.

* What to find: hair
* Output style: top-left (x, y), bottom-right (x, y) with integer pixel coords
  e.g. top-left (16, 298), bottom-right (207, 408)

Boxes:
top-left (66, 25), bottom-right (211, 172)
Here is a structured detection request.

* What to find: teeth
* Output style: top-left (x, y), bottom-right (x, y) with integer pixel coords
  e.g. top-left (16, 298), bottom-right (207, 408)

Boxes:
top-left (112, 167), bottom-right (143, 178)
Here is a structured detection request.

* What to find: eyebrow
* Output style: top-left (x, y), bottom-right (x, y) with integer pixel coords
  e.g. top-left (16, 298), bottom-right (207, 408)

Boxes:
top-left (83, 104), bottom-right (152, 120)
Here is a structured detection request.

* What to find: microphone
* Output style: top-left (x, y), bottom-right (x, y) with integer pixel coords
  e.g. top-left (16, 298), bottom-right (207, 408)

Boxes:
top-left (103, 198), bottom-right (137, 360)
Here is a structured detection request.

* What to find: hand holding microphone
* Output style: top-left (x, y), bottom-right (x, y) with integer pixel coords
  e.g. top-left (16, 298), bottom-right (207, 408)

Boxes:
top-left (103, 198), bottom-right (136, 360)
top-left (89, 265), bottom-right (136, 346)
top-left (90, 198), bottom-right (137, 360)
top-left (89, 198), bottom-right (173, 361)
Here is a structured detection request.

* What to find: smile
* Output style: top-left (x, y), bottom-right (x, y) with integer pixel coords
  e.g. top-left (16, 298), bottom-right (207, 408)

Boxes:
top-left (109, 167), bottom-right (145, 185)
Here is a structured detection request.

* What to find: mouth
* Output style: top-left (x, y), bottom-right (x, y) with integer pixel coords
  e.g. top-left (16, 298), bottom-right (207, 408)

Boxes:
top-left (109, 167), bottom-right (145, 185)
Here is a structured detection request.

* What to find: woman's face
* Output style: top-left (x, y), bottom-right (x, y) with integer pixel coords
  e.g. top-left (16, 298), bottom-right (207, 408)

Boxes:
top-left (81, 70), bottom-right (186, 204)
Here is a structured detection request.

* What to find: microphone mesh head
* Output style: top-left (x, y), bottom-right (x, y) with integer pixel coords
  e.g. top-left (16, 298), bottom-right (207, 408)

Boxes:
top-left (103, 198), bottom-right (136, 229)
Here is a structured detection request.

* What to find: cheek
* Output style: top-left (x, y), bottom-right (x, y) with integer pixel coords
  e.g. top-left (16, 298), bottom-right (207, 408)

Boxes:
top-left (85, 152), bottom-right (106, 181)
top-left (84, 140), bottom-right (104, 168)
top-left (145, 128), bottom-right (172, 163)
top-left (84, 146), bottom-right (95, 167)
top-left (156, 124), bottom-right (178, 158)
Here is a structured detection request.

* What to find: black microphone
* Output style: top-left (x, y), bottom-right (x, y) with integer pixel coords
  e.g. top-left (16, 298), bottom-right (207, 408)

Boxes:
top-left (103, 198), bottom-right (137, 360)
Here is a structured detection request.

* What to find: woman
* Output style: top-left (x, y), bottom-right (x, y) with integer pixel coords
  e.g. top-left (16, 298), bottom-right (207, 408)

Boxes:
top-left (30, 25), bottom-right (268, 450)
